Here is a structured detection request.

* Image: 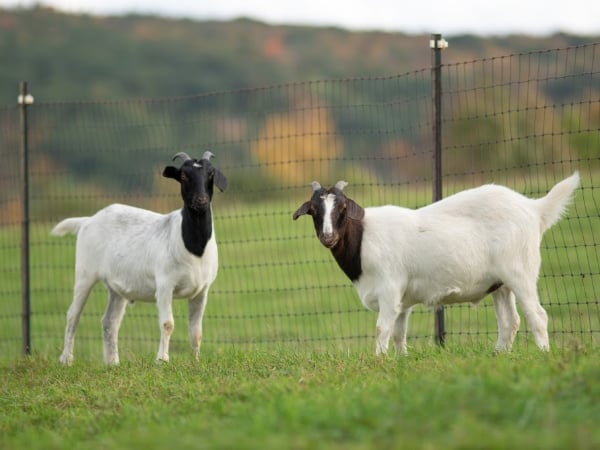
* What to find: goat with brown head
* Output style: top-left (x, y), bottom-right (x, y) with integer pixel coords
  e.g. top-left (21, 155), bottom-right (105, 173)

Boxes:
top-left (293, 180), bottom-right (365, 281)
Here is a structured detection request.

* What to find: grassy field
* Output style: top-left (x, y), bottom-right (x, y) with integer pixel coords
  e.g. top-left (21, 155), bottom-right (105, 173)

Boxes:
top-left (1, 346), bottom-right (599, 449)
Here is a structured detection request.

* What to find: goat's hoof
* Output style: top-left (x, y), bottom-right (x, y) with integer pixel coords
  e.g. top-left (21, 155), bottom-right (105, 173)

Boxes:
top-left (59, 353), bottom-right (73, 366)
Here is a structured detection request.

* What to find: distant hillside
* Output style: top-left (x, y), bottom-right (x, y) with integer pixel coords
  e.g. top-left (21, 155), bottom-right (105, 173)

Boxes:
top-left (1, 6), bottom-right (597, 104)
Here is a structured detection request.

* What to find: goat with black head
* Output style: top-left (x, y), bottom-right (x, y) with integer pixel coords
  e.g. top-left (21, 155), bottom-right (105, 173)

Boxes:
top-left (163, 151), bottom-right (227, 257)
top-left (52, 151), bottom-right (227, 365)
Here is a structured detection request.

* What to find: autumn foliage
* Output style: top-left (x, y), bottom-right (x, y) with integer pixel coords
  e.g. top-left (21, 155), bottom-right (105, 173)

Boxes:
top-left (251, 100), bottom-right (342, 185)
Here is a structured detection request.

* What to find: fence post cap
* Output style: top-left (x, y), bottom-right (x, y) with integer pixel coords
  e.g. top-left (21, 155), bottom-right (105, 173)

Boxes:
top-left (18, 94), bottom-right (34, 105)
top-left (430, 38), bottom-right (449, 49)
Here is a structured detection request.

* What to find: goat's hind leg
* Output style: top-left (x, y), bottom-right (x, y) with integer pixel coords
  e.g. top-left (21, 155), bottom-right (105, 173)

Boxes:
top-left (156, 287), bottom-right (175, 362)
top-left (60, 277), bottom-right (95, 365)
top-left (101, 287), bottom-right (128, 365)
top-left (491, 286), bottom-right (520, 352)
top-left (505, 245), bottom-right (550, 351)
top-left (511, 277), bottom-right (549, 351)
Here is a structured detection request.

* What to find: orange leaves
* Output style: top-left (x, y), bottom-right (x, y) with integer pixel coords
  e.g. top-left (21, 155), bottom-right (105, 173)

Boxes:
top-left (251, 103), bottom-right (342, 186)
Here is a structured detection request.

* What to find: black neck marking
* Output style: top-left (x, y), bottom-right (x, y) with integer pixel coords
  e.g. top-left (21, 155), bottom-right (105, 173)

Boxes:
top-left (181, 205), bottom-right (213, 257)
top-left (330, 217), bottom-right (363, 282)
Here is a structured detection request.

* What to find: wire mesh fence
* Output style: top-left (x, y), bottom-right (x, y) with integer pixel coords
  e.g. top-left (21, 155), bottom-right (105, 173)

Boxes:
top-left (440, 44), bottom-right (600, 349)
top-left (1, 41), bottom-right (599, 361)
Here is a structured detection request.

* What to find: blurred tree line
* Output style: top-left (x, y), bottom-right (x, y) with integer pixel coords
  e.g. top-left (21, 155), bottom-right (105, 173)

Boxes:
top-left (1, 6), bottom-right (595, 104)
top-left (0, 6), bottom-right (598, 218)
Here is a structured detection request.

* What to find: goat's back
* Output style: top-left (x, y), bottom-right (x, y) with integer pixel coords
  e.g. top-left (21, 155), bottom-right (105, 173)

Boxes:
top-left (53, 204), bottom-right (180, 267)
top-left (360, 175), bottom-right (579, 275)
top-left (358, 174), bottom-right (579, 303)
top-left (419, 172), bottom-right (579, 231)
top-left (75, 204), bottom-right (175, 254)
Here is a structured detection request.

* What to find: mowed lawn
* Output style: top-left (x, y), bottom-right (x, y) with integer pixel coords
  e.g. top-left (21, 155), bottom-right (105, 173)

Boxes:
top-left (1, 346), bottom-right (599, 450)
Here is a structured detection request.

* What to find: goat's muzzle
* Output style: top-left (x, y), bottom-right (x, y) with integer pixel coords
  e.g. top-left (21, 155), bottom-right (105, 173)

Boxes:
top-left (190, 194), bottom-right (210, 210)
top-left (319, 232), bottom-right (339, 249)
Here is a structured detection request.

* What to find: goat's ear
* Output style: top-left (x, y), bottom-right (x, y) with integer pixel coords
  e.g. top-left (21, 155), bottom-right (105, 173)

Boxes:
top-left (293, 202), bottom-right (312, 220)
top-left (214, 169), bottom-right (228, 192)
top-left (162, 166), bottom-right (181, 182)
top-left (346, 198), bottom-right (365, 221)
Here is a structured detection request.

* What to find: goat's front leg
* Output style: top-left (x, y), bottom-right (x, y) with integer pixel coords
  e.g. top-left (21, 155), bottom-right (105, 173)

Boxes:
top-left (101, 287), bottom-right (128, 365)
top-left (392, 307), bottom-right (412, 355)
top-left (60, 277), bottom-right (95, 365)
top-left (375, 295), bottom-right (401, 355)
top-left (188, 288), bottom-right (209, 360)
top-left (156, 287), bottom-right (175, 362)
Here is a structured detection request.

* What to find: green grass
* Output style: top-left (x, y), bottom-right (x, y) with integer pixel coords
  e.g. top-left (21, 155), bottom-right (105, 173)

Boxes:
top-left (1, 347), bottom-right (599, 449)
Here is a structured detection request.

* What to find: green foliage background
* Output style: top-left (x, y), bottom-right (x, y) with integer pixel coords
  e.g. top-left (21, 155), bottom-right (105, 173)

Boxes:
top-left (1, 6), bottom-right (597, 105)
top-left (1, 7), bottom-right (598, 203)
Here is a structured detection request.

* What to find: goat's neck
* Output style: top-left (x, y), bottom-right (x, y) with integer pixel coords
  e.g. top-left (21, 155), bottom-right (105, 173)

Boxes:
top-left (330, 218), bottom-right (363, 282)
top-left (181, 205), bottom-right (213, 257)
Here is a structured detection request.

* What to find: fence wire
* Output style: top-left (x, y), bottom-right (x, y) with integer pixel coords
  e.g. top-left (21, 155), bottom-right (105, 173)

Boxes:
top-left (440, 44), bottom-right (600, 349)
top-left (1, 42), bottom-right (599, 361)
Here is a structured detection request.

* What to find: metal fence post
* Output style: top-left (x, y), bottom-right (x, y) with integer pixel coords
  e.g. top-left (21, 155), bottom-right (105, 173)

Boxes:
top-left (18, 81), bottom-right (34, 355)
top-left (430, 34), bottom-right (448, 347)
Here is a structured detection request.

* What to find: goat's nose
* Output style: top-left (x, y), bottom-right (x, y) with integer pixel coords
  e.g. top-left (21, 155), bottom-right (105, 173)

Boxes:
top-left (191, 194), bottom-right (210, 209)
top-left (319, 231), bottom-right (338, 248)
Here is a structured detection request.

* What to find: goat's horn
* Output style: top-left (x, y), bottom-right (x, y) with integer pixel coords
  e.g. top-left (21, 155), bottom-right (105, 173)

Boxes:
top-left (202, 151), bottom-right (215, 161)
top-left (335, 180), bottom-right (348, 191)
top-left (172, 151), bottom-right (192, 162)
top-left (311, 181), bottom-right (322, 192)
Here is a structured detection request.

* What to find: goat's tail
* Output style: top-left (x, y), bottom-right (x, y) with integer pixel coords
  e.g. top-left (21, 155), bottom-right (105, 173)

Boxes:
top-left (51, 217), bottom-right (89, 237)
top-left (537, 171), bottom-right (580, 232)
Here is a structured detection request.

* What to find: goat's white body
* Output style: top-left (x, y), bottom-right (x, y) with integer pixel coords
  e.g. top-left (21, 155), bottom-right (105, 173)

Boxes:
top-left (357, 186), bottom-right (537, 310)
top-left (52, 203), bottom-right (218, 365)
top-left (55, 205), bottom-right (218, 301)
top-left (352, 173), bottom-right (580, 354)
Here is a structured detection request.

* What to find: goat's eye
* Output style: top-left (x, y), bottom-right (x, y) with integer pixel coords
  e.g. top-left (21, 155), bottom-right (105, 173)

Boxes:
top-left (181, 173), bottom-right (188, 182)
